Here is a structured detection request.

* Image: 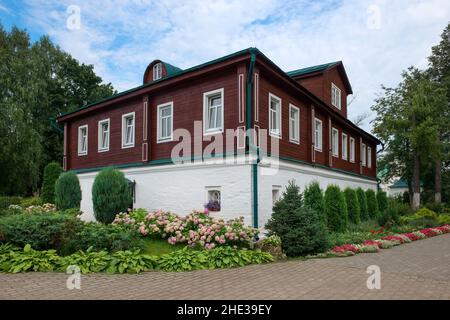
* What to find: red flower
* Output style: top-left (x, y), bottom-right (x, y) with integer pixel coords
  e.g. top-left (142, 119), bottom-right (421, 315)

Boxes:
top-left (403, 233), bottom-right (420, 241)
top-left (419, 228), bottom-right (438, 237)
top-left (362, 240), bottom-right (382, 248)
top-left (381, 235), bottom-right (405, 244)
top-left (332, 244), bottom-right (359, 253)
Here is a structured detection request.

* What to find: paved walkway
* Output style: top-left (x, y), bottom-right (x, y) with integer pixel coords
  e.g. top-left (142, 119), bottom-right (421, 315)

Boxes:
top-left (1, 234), bottom-right (449, 299)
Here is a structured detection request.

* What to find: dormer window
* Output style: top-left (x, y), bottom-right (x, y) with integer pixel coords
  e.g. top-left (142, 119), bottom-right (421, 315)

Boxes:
top-left (153, 63), bottom-right (162, 81)
top-left (331, 83), bottom-right (341, 109)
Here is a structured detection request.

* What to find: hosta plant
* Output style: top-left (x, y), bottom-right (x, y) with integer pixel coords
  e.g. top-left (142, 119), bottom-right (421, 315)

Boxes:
top-left (107, 250), bottom-right (156, 274)
top-left (0, 244), bottom-right (61, 273)
top-left (156, 247), bottom-right (208, 272)
top-left (58, 248), bottom-right (112, 273)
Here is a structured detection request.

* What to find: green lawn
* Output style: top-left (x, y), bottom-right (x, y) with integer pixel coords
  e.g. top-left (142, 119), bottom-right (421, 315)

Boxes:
top-left (139, 238), bottom-right (185, 256)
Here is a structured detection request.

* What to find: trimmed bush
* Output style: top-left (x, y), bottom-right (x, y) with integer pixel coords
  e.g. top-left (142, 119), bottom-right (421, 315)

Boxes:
top-left (324, 185), bottom-right (348, 232)
top-left (92, 168), bottom-right (132, 224)
top-left (377, 190), bottom-right (388, 213)
top-left (344, 188), bottom-right (361, 224)
top-left (366, 189), bottom-right (379, 219)
top-left (0, 213), bottom-right (83, 251)
top-left (303, 181), bottom-right (326, 225)
top-left (377, 207), bottom-right (400, 227)
top-left (41, 162), bottom-right (62, 204)
top-left (0, 196), bottom-right (22, 210)
top-left (266, 181), bottom-right (329, 257)
top-left (55, 172), bottom-right (82, 211)
top-left (356, 187), bottom-right (369, 221)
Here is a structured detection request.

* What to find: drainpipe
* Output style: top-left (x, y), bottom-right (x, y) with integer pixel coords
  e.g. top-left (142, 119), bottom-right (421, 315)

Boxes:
top-left (246, 49), bottom-right (259, 229)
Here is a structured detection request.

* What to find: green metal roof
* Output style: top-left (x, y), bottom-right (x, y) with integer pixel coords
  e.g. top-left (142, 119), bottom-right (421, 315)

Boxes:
top-left (287, 61), bottom-right (340, 77)
top-left (391, 179), bottom-right (408, 188)
top-left (162, 62), bottom-right (183, 77)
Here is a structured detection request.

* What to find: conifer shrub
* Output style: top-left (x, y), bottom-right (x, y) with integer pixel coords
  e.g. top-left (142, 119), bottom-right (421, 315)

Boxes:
top-left (377, 190), bottom-right (388, 213)
top-left (344, 188), bottom-right (361, 224)
top-left (265, 181), bottom-right (329, 256)
top-left (356, 187), bottom-right (369, 221)
top-left (55, 171), bottom-right (82, 211)
top-left (92, 168), bottom-right (132, 224)
top-left (41, 162), bottom-right (62, 204)
top-left (324, 185), bottom-right (348, 232)
top-left (366, 189), bottom-right (379, 219)
top-left (303, 181), bottom-right (326, 225)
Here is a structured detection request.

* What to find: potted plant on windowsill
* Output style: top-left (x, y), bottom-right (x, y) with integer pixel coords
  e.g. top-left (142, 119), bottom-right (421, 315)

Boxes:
top-left (205, 200), bottom-right (221, 212)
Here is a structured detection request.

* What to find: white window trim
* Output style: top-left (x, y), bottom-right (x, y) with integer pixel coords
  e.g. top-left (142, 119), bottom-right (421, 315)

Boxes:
top-left (98, 119), bottom-right (110, 152)
top-left (368, 146), bottom-right (372, 168)
top-left (289, 104), bottom-right (300, 144)
top-left (268, 93), bottom-right (282, 139)
top-left (153, 63), bottom-right (162, 81)
top-left (332, 127), bottom-right (339, 157)
top-left (272, 185), bottom-right (282, 210)
top-left (342, 133), bottom-right (348, 160)
top-left (331, 83), bottom-right (341, 110)
top-left (361, 143), bottom-right (367, 167)
top-left (349, 137), bottom-right (355, 163)
top-left (203, 88), bottom-right (224, 135)
top-left (78, 124), bottom-right (88, 156)
top-left (314, 118), bottom-right (323, 152)
top-left (157, 102), bottom-right (174, 143)
top-left (122, 112), bottom-right (135, 149)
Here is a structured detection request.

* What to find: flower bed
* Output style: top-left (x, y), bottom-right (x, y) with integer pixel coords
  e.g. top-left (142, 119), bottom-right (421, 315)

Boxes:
top-left (317, 225), bottom-right (450, 258)
top-left (113, 209), bottom-right (259, 250)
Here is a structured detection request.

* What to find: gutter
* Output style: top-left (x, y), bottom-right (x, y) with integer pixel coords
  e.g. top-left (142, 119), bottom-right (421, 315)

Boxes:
top-left (376, 142), bottom-right (385, 191)
top-left (246, 49), bottom-right (259, 229)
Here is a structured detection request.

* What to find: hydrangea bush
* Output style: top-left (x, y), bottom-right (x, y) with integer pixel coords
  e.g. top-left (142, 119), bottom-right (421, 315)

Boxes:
top-left (113, 209), bottom-right (259, 249)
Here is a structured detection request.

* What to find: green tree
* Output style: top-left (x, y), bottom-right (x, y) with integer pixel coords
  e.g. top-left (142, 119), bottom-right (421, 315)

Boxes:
top-left (41, 162), bottom-right (62, 204)
top-left (366, 189), bottom-right (379, 219)
top-left (266, 181), bottom-right (329, 256)
top-left (324, 185), bottom-right (348, 232)
top-left (55, 171), bottom-right (82, 210)
top-left (344, 188), bottom-right (361, 224)
top-left (92, 168), bottom-right (132, 224)
top-left (303, 181), bottom-right (326, 225)
top-left (376, 190), bottom-right (388, 213)
top-left (356, 188), bottom-right (369, 221)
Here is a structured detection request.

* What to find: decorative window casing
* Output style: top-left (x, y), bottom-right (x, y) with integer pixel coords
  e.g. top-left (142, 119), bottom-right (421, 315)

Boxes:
top-left (122, 112), bottom-right (135, 148)
top-left (269, 93), bottom-right (282, 138)
top-left (272, 186), bottom-right (282, 209)
top-left (98, 119), bottom-right (110, 152)
top-left (332, 128), bottom-right (339, 157)
top-left (331, 83), bottom-right (341, 110)
top-left (368, 146), bottom-right (372, 168)
top-left (361, 143), bottom-right (367, 167)
top-left (153, 63), bottom-right (162, 81)
top-left (157, 102), bottom-right (173, 143)
top-left (203, 88), bottom-right (224, 135)
top-left (205, 187), bottom-right (221, 212)
top-left (78, 125), bottom-right (88, 156)
top-left (289, 104), bottom-right (300, 144)
top-left (349, 137), bottom-right (355, 163)
top-left (314, 118), bottom-right (323, 151)
top-left (342, 133), bottom-right (348, 160)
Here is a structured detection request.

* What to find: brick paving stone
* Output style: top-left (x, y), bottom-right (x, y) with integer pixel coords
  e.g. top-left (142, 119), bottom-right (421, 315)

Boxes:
top-left (1, 234), bottom-right (449, 300)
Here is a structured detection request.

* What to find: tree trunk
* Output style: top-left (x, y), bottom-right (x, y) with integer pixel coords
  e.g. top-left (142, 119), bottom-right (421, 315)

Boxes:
top-left (435, 158), bottom-right (442, 203)
top-left (412, 153), bottom-right (421, 210)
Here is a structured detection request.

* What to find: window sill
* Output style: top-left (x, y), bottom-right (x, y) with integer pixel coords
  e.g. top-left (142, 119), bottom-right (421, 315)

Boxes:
top-left (157, 137), bottom-right (173, 144)
top-left (122, 144), bottom-right (135, 149)
top-left (289, 139), bottom-right (300, 145)
top-left (204, 129), bottom-right (224, 136)
top-left (269, 132), bottom-right (282, 139)
top-left (98, 148), bottom-right (109, 153)
top-left (314, 147), bottom-right (322, 152)
top-left (78, 152), bottom-right (87, 156)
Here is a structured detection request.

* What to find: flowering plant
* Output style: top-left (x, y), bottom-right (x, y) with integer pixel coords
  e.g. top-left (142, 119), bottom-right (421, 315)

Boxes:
top-left (113, 209), bottom-right (259, 249)
top-left (204, 200), bottom-right (220, 212)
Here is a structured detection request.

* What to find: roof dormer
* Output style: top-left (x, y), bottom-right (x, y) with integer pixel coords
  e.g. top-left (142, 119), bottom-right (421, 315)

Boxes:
top-left (143, 60), bottom-right (183, 84)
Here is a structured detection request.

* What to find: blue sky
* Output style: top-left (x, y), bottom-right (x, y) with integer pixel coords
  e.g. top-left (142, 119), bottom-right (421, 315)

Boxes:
top-left (1, 0), bottom-right (449, 132)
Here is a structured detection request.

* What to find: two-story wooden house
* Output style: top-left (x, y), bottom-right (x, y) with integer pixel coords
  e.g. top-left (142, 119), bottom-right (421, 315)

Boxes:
top-left (57, 48), bottom-right (380, 228)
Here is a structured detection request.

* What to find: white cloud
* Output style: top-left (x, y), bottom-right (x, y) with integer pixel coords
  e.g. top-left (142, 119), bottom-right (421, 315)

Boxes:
top-left (22, 0), bottom-right (450, 132)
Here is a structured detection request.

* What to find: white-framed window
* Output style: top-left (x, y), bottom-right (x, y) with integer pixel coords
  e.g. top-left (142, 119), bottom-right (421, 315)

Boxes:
top-left (289, 104), bottom-right (300, 144)
top-left (78, 125), bottom-right (88, 156)
top-left (349, 137), bottom-right (355, 163)
top-left (272, 185), bottom-right (282, 209)
top-left (314, 118), bottom-right (323, 151)
top-left (331, 83), bottom-right (341, 110)
top-left (98, 119), bottom-right (110, 152)
top-left (203, 88), bottom-right (224, 135)
top-left (269, 93), bottom-right (282, 138)
top-left (368, 146), bottom-right (372, 168)
top-left (122, 112), bottom-right (135, 148)
top-left (342, 133), bottom-right (348, 160)
top-left (153, 63), bottom-right (162, 81)
top-left (157, 102), bottom-right (173, 143)
top-left (361, 143), bottom-right (367, 166)
top-left (332, 127), bottom-right (339, 157)
top-left (205, 187), bottom-right (221, 212)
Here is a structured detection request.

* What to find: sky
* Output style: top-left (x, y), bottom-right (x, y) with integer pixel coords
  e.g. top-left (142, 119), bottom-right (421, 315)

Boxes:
top-left (1, 0), bottom-right (449, 133)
